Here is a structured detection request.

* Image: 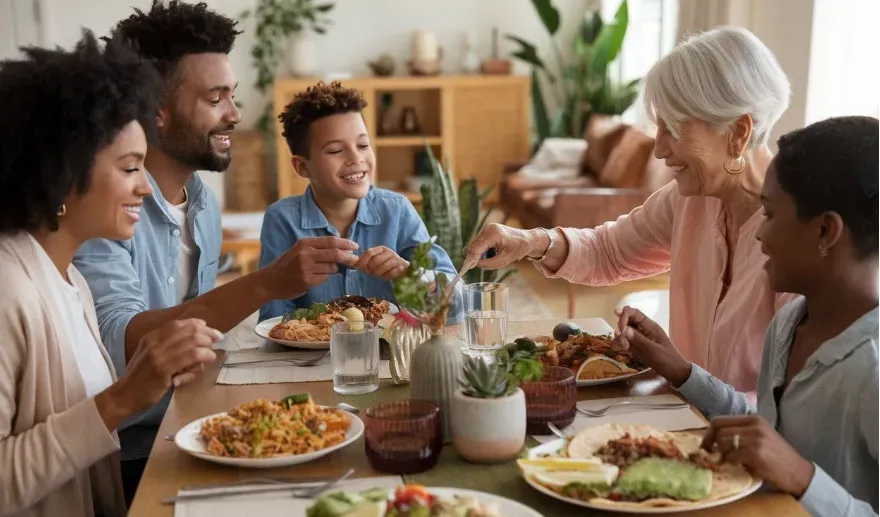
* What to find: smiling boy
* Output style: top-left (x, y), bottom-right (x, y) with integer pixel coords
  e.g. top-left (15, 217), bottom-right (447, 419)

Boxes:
top-left (259, 81), bottom-right (462, 322)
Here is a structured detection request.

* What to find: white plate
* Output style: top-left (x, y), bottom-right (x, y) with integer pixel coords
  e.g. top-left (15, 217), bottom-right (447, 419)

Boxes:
top-left (254, 316), bottom-right (331, 350)
top-left (174, 408), bottom-right (364, 469)
top-left (521, 439), bottom-right (763, 514)
top-left (419, 487), bottom-right (543, 517)
top-left (576, 367), bottom-right (653, 387)
top-left (255, 303), bottom-right (398, 350)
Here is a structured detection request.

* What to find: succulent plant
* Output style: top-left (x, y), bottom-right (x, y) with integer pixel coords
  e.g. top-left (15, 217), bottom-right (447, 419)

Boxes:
top-left (460, 355), bottom-right (518, 399)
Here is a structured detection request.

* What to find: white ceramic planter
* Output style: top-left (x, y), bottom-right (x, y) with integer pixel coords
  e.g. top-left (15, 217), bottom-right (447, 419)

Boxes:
top-left (451, 388), bottom-right (526, 463)
top-left (287, 33), bottom-right (317, 77)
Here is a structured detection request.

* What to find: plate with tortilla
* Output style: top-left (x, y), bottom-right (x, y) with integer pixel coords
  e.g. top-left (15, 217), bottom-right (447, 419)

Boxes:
top-left (533, 330), bottom-right (652, 386)
top-left (518, 423), bottom-right (760, 513)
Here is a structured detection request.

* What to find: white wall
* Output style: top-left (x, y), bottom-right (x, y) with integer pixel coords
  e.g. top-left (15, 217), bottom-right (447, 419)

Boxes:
top-left (41, 0), bottom-right (591, 129)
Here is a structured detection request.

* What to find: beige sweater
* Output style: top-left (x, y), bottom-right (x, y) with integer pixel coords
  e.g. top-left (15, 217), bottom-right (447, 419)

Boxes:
top-left (0, 232), bottom-right (126, 517)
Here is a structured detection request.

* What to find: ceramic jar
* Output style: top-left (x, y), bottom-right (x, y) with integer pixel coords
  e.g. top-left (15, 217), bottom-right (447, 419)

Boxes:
top-left (287, 32), bottom-right (317, 77)
top-left (409, 332), bottom-right (464, 443)
top-left (450, 388), bottom-right (526, 463)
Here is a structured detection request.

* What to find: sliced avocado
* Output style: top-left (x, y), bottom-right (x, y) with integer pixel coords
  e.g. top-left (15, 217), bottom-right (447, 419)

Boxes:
top-left (617, 458), bottom-right (712, 501)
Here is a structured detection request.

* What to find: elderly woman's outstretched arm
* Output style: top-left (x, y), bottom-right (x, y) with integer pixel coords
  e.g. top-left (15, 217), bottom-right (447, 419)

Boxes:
top-left (466, 181), bottom-right (678, 286)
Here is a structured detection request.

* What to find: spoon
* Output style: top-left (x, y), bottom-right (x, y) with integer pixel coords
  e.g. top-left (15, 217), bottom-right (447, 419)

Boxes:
top-left (444, 256), bottom-right (479, 301)
top-left (336, 402), bottom-right (360, 414)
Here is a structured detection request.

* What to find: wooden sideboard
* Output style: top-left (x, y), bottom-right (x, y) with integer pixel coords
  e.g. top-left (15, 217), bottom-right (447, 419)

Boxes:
top-left (272, 75), bottom-right (530, 205)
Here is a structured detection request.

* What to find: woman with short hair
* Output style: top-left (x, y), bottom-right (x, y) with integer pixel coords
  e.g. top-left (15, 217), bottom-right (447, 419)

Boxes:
top-left (465, 27), bottom-right (793, 392)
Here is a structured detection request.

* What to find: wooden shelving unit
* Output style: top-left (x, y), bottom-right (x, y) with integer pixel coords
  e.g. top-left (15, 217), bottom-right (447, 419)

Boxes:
top-left (273, 75), bottom-right (530, 206)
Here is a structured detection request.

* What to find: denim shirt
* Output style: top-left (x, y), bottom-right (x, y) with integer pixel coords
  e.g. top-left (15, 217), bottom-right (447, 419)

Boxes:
top-left (258, 186), bottom-right (463, 323)
top-left (678, 298), bottom-right (878, 517)
top-left (73, 171), bottom-right (222, 461)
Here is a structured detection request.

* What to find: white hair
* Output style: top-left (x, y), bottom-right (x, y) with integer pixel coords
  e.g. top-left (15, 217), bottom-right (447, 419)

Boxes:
top-left (643, 26), bottom-right (791, 147)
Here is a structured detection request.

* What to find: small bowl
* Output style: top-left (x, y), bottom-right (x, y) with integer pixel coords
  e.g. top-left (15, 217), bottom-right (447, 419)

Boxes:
top-left (364, 400), bottom-right (443, 474)
top-left (521, 366), bottom-right (577, 436)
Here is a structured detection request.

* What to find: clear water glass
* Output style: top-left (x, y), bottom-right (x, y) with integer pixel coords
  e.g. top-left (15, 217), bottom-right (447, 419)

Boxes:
top-left (331, 321), bottom-right (380, 395)
top-left (463, 282), bottom-right (509, 353)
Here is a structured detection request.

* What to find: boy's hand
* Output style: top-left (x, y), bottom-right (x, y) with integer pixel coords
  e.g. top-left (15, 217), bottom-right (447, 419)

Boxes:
top-left (354, 246), bottom-right (409, 280)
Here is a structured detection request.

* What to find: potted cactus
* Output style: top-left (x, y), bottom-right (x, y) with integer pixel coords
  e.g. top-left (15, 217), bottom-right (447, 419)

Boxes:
top-left (450, 356), bottom-right (527, 463)
top-left (419, 146), bottom-right (515, 285)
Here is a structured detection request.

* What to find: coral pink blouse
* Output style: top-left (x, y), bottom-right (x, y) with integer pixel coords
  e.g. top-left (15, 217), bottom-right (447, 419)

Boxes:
top-left (537, 181), bottom-right (793, 392)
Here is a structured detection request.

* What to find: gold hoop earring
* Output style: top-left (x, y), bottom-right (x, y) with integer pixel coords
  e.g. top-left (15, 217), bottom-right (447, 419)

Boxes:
top-left (723, 155), bottom-right (746, 174)
top-left (56, 204), bottom-right (67, 217)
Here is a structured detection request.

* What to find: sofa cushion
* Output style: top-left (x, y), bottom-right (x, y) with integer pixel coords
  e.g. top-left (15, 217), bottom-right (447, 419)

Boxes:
top-left (583, 115), bottom-right (629, 175)
top-left (597, 127), bottom-right (655, 188)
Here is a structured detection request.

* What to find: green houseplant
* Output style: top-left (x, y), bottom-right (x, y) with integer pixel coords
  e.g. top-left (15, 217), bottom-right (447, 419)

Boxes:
top-left (507, 0), bottom-right (639, 147)
top-left (419, 145), bottom-right (515, 285)
top-left (241, 0), bottom-right (335, 135)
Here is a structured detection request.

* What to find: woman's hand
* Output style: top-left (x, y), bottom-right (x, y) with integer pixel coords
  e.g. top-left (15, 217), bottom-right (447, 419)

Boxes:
top-left (611, 306), bottom-right (692, 386)
top-left (701, 415), bottom-right (815, 497)
top-left (96, 318), bottom-right (221, 431)
top-left (464, 223), bottom-right (564, 270)
top-left (354, 246), bottom-right (409, 280)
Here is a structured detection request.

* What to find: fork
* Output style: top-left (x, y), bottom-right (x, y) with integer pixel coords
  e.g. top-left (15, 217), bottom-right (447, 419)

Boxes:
top-left (577, 401), bottom-right (689, 417)
top-left (162, 468), bottom-right (355, 504)
top-left (222, 351), bottom-right (330, 368)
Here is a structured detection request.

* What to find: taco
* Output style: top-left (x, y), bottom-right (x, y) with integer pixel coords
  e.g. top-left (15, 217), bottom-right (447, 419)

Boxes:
top-left (576, 356), bottom-right (638, 380)
top-left (536, 424), bottom-right (756, 509)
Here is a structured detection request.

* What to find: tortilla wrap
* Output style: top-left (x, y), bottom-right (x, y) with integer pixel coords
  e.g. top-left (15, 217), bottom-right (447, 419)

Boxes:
top-left (563, 424), bottom-right (755, 508)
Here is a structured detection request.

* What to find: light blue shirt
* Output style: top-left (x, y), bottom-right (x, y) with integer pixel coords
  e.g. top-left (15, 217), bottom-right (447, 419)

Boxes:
top-left (258, 186), bottom-right (463, 323)
top-left (73, 172), bottom-right (222, 461)
top-left (678, 298), bottom-right (878, 517)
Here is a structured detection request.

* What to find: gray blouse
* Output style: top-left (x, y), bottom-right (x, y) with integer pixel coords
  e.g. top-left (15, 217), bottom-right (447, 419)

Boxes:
top-left (678, 297), bottom-right (878, 517)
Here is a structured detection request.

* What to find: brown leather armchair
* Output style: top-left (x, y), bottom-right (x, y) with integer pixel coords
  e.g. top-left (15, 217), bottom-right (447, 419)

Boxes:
top-left (499, 115), bottom-right (628, 219)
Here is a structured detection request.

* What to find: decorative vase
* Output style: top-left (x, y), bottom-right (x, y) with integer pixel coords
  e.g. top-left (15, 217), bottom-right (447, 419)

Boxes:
top-left (461, 32), bottom-right (480, 74)
top-left (451, 388), bottom-right (526, 463)
top-left (409, 332), bottom-right (464, 443)
top-left (387, 311), bottom-right (432, 385)
top-left (400, 107), bottom-right (421, 134)
top-left (287, 32), bottom-right (317, 77)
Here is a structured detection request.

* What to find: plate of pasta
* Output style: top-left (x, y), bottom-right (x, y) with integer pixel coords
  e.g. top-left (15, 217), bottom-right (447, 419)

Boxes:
top-left (256, 297), bottom-right (395, 349)
top-left (174, 394), bottom-right (364, 468)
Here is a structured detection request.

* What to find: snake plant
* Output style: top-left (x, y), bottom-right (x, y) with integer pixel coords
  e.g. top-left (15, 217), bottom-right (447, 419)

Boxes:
top-left (419, 145), bottom-right (514, 285)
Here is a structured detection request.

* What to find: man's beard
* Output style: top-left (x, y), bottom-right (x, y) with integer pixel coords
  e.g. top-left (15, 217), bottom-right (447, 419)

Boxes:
top-left (160, 115), bottom-right (233, 172)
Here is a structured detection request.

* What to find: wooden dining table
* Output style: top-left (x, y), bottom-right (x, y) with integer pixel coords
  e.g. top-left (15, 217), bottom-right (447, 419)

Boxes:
top-left (127, 318), bottom-right (809, 517)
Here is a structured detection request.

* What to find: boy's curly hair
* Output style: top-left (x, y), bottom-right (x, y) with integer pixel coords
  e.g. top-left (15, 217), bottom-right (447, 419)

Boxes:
top-left (0, 31), bottom-right (162, 233)
top-left (108, 0), bottom-right (241, 86)
top-left (279, 81), bottom-right (368, 157)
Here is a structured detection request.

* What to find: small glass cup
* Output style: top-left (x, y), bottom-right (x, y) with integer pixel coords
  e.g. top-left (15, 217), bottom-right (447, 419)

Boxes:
top-left (330, 321), bottom-right (380, 395)
top-left (463, 282), bottom-right (509, 351)
top-left (521, 366), bottom-right (577, 435)
top-left (364, 400), bottom-right (443, 474)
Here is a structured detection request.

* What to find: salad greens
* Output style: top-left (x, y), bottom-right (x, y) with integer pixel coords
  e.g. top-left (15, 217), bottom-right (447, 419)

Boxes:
top-left (495, 337), bottom-right (545, 382)
top-left (282, 303), bottom-right (328, 322)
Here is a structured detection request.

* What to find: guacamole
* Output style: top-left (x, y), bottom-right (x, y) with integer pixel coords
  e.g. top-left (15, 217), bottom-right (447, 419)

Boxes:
top-left (617, 458), bottom-right (712, 501)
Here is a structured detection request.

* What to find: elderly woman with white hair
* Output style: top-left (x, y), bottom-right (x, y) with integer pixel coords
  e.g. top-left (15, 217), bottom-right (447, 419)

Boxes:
top-left (465, 26), bottom-right (793, 393)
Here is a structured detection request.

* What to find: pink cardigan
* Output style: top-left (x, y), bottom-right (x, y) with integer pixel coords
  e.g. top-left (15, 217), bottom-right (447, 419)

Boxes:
top-left (537, 181), bottom-right (792, 392)
top-left (0, 232), bottom-right (126, 517)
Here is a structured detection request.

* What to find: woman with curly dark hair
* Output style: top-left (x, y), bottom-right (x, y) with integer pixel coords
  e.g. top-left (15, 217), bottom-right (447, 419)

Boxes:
top-left (0, 32), bottom-right (221, 517)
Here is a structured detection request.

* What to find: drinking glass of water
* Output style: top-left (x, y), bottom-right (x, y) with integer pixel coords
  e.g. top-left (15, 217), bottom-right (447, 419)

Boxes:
top-left (331, 321), bottom-right (380, 395)
top-left (463, 282), bottom-right (509, 352)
